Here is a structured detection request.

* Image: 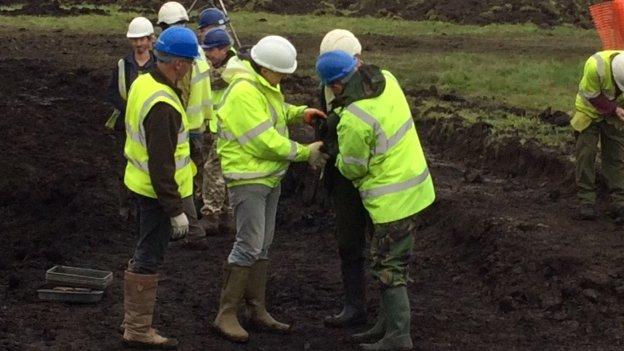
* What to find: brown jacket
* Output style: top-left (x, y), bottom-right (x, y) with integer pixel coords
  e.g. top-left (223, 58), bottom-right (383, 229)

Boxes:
top-left (143, 68), bottom-right (185, 217)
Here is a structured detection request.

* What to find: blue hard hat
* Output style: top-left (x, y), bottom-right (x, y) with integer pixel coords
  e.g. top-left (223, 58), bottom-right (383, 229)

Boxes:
top-left (198, 8), bottom-right (229, 29)
top-left (155, 26), bottom-right (200, 60)
top-left (201, 28), bottom-right (232, 49)
top-left (315, 50), bottom-right (358, 86)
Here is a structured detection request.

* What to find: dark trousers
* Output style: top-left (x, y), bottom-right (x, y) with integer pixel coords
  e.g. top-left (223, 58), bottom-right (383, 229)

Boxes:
top-left (328, 170), bottom-right (370, 308)
top-left (190, 132), bottom-right (205, 201)
top-left (575, 120), bottom-right (624, 207)
top-left (330, 174), bottom-right (368, 262)
top-left (129, 193), bottom-right (172, 274)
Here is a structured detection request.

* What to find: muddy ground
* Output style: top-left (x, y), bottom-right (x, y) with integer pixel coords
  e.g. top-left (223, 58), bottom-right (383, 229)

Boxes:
top-left (2, 15), bottom-right (624, 351)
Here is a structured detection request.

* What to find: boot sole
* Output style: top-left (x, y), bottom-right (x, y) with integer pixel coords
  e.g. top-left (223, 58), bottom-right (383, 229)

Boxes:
top-left (351, 333), bottom-right (385, 343)
top-left (122, 339), bottom-right (178, 350)
top-left (359, 343), bottom-right (413, 351)
top-left (249, 320), bottom-right (293, 334)
top-left (210, 323), bottom-right (249, 343)
top-left (324, 316), bottom-right (367, 328)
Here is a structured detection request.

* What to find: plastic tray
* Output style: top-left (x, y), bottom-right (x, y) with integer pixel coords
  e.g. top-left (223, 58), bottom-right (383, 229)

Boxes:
top-left (46, 265), bottom-right (113, 290)
top-left (37, 287), bottom-right (104, 304)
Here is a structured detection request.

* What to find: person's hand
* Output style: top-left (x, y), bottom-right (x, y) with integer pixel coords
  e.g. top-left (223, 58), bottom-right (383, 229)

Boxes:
top-left (170, 213), bottom-right (189, 241)
top-left (616, 107), bottom-right (624, 123)
top-left (307, 141), bottom-right (330, 170)
top-left (303, 108), bottom-right (327, 126)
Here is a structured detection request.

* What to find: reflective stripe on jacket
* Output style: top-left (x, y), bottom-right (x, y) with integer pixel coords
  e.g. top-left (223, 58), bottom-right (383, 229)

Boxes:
top-left (186, 48), bottom-right (213, 133)
top-left (124, 73), bottom-right (194, 198)
top-left (336, 70), bottom-right (435, 224)
top-left (117, 58), bottom-right (127, 101)
top-left (574, 50), bottom-right (624, 131)
top-left (216, 57), bottom-right (310, 188)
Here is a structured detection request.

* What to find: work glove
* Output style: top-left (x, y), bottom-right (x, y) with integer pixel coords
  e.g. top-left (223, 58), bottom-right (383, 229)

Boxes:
top-left (303, 108), bottom-right (327, 126)
top-left (104, 109), bottom-right (120, 131)
top-left (307, 141), bottom-right (330, 170)
top-left (170, 213), bottom-right (189, 241)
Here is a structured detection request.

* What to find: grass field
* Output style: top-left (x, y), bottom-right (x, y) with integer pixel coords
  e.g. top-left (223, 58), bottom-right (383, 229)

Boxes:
top-left (0, 5), bottom-right (604, 148)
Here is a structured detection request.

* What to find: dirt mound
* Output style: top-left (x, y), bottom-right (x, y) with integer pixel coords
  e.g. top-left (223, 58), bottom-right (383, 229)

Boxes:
top-left (422, 115), bottom-right (573, 181)
top-left (229, 0), bottom-right (592, 28)
top-left (0, 1), bottom-right (107, 16)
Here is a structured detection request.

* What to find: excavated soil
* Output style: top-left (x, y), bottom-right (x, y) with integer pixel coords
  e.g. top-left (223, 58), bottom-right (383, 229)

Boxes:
top-left (0, 0), bottom-right (107, 16)
top-left (2, 21), bottom-right (624, 351)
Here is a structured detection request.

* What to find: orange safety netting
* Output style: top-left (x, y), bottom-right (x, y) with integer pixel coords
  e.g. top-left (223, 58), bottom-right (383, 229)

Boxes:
top-left (590, 1), bottom-right (624, 49)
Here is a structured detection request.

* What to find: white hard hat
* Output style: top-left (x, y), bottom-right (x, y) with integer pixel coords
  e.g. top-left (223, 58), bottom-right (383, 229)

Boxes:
top-left (127, 17), bottom-right (154, 38)
top-left (158, 1), bottom-right (189, 25)
top-left (251, 35), bottom-right (298, 74)
top-left (613, 54), bottom-right (624, 91)
top-left (319, 29), bottom-right (362, 56)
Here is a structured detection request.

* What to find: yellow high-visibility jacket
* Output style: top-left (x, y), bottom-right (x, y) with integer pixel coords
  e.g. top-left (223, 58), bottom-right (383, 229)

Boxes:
top-left (216, 57), bottom-right (310, 188)
top-left (335, 70), bottom-right (435, 224)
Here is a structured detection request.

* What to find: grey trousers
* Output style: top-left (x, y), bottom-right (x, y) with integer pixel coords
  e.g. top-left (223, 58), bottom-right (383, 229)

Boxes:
top-left (227, 184), bottom-right (281, 266)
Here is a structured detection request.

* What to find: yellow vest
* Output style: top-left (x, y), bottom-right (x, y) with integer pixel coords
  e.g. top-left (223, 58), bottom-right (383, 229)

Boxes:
top-left (573, 50), bottom-right (624, 131)
top-left (186, 49), bottom-right (212, 133)
top-left (123, 73), bottom-right (194, 198)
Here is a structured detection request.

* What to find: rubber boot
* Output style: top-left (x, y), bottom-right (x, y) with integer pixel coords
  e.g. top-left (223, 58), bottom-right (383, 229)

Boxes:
top-left (213, 264), bottom-right (250, 342)
top-left (352, 301), bottom-right (385, 343)
top-left (122, 271), bottom-right (178, 349)
top-left (245, 260), bottom-right (291, 332)
top-left (325, 257), bottom-right (367, 328)
top-left (360, 286), bottom-right (413, 351)
top-left (578, 204), bottom-right (597, 220)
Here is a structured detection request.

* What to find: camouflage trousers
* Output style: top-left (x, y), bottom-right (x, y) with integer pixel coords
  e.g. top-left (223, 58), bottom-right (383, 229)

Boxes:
top-left (370, 215), bottom-right (416, 289)
top-left (201, 133), bottom-right (231, 218)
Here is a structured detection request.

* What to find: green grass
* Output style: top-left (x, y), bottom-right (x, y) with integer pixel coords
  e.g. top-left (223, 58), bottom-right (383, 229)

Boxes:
top-left (0, 6), bottom-right (595, 112)
top-left (0, 6), bottom-right (598, 40)
top-left (231, 11), bottom-right (597, 40)
top-left (0, 5), bottom-right (600, 148)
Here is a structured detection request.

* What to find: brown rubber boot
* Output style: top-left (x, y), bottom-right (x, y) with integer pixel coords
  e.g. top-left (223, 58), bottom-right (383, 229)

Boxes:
top-left (213, 264), bottom-right (250, 342)
top-left (245, 260), bottom-right (291, 333)
top-left (122, 271), bottom-right (178, 349)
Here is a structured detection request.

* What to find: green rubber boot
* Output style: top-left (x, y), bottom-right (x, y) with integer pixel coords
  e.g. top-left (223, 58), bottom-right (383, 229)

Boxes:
top-left (359, 286), bottom-right (413, 351)
top-left (351, 300), bottom-right (385, 343)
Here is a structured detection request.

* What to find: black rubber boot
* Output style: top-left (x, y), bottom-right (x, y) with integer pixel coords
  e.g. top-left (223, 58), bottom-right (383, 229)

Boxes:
top-left (324, 257), bottom-right (367, 328)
